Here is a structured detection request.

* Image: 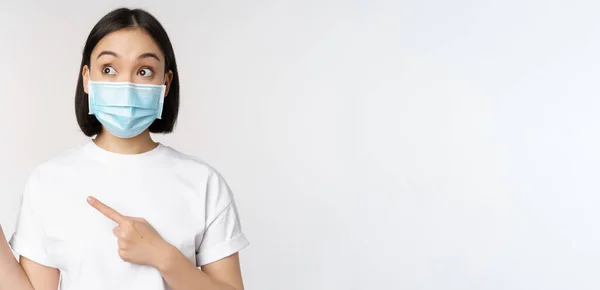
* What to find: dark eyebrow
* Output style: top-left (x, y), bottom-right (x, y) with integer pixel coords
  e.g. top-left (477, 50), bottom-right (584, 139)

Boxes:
top-left (97, 51), bottom-right (119, 59)
top-left (138, 52), bottom-right (161, 62)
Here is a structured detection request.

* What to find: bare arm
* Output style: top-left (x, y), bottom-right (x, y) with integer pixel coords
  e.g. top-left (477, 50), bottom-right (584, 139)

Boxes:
top-left (157, 244), bottom-right (244, 290)
top-left (0, 226), bottom-right (59, 290)
top-left (87, 196), bottom-right (245, 290)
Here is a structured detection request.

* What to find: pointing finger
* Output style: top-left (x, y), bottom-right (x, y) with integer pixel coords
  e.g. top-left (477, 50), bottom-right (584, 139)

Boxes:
top-left (87, 196), bottom-right (126, 224)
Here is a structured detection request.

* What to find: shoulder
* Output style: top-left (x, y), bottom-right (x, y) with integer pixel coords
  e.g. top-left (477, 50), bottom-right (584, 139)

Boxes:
top-left (19, 143), bottom-right (88, 207)
top-left (160, 146), bottom-right (235, 204)
top-left (28, 142), bottom-right (89, 182)
top-left (160, 144), bottom-right (228, 181)
top-left (162, 147), bottom-right (238, 215)
top-left (29, 144), bottom-right (90, 179)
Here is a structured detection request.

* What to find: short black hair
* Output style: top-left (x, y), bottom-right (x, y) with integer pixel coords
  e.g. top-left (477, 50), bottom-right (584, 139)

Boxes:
top-left (75, 8), bottom-right (180, 137)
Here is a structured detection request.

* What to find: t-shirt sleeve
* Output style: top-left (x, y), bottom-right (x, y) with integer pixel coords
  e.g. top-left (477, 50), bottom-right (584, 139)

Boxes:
top-left (9, 170), bottom-right (55, 268)
top-left (195, 171), bottom-right (249, 267)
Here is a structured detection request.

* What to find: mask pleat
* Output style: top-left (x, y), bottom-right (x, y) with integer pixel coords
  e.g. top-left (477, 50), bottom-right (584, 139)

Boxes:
top-left (88, 80), bottom-right (166, 138)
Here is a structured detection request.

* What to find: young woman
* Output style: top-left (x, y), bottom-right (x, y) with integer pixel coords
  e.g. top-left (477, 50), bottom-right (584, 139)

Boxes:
top-left (0, 8), bottom-right (248, 290)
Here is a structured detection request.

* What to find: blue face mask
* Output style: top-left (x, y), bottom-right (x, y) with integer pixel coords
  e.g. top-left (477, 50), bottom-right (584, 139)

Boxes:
top-left (88, 80), bottom-right (166, 138)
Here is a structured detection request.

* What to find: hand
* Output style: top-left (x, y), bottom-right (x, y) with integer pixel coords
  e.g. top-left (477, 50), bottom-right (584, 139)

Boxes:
top-left (87, 196), bottom-right (175, 269)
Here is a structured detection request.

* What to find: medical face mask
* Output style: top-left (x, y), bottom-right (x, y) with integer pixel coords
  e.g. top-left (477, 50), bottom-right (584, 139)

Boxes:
top-left (87, 80), bottom-right (166, 138)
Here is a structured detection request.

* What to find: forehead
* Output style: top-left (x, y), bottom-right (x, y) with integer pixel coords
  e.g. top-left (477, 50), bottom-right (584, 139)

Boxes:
top-left (91, 28), bottom-right (164, 60)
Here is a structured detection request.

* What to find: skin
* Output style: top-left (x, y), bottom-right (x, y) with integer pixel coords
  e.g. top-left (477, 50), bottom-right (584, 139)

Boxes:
top-left (1, 28), bottom-right (244, 290)
top-left (0, 226), bottom-right (44, 290)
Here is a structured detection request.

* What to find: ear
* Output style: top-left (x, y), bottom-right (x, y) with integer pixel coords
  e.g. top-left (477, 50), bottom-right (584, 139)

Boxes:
top-left (163, 70), bottom-right (174, 97)
top-left (82, 65), bottom-right (90, 94)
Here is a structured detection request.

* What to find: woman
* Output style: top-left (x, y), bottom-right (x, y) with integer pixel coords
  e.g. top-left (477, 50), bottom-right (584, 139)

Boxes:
top-left (0, 8), bottom-right (248, 290)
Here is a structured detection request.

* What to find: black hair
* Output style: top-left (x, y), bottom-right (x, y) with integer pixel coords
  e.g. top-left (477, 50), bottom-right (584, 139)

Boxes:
top-left (75, 8), bottom-right (179, 137)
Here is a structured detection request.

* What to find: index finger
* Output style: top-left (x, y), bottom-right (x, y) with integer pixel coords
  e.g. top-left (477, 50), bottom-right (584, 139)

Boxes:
top-left (87, 196), bottom-right (126, 224)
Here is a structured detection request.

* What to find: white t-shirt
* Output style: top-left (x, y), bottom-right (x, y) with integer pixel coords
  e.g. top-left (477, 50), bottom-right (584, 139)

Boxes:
top-left (9, 140), bottom-right (249, 290)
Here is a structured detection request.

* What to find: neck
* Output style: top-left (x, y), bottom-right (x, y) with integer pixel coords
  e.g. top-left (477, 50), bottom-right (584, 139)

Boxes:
top-left (93, 129), bottom-right (158, 154)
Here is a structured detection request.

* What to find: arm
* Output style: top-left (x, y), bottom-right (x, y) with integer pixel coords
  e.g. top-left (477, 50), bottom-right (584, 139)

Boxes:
top-left (86, 166), bottom-right (249, 290)
top-left (155, 171), bottom-right (247, 290)
top-left (157, 244), bottom-right (243, 290)
top-left (87, 197), bottom-right (245, 290)
top-left (0, 226), bottom-right (59, 290)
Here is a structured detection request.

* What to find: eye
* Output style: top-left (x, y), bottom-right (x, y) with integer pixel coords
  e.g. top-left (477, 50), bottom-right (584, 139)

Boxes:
top-left (102, 66), bottom-right (117, 75)
top-left (138, 68), bottom-right (154, 77)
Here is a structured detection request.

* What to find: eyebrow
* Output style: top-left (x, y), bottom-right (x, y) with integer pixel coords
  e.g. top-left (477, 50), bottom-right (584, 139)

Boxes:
top-left (96, 51), bottom-right (161, 62)
top-left (138, 52), bottom-right (161, 62)
top-left (97, 51), bottom-right (118, 59)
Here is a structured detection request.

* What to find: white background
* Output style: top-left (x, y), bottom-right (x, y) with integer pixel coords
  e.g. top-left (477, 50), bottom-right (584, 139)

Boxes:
top-left (1, 0), bottom-right (599, 289)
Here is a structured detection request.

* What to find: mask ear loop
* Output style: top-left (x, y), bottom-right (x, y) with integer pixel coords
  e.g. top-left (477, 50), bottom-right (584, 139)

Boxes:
top-left (87, 79), bottom-right (95, 115)
top-left (155, 74), bottom-right (168, 119)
